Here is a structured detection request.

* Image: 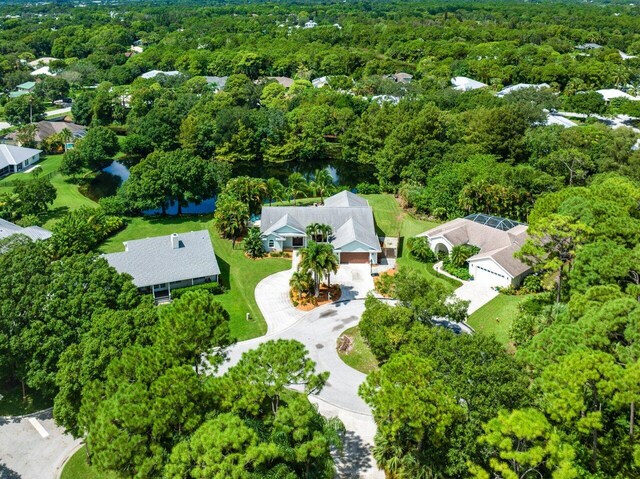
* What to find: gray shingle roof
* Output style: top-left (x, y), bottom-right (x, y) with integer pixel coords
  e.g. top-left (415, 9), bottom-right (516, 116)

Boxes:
top-left (0, 218), bottom-right (52, 241)
top-left (6, 121), bottom-right (86, 143)
top-left (420, 218), bottom-right (530, 277)
top-left (260, 192), bottom-right (381, 252)
top-left (103, 230), bottom-right (220, 288)
top-left (0, 144), bottom-right (42, 169)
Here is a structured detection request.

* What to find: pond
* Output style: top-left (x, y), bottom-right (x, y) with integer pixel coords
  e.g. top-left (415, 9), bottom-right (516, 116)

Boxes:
top-left (101, 158), bottom-right (372, 216)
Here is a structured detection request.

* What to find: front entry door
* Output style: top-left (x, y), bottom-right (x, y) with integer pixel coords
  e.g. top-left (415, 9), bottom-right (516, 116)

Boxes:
top-left (292, 237), bottom-right (304, 248)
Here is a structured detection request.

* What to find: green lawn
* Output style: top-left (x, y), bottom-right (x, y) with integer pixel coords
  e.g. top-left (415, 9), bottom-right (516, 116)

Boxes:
top-left (101, 216), bottom-right (291, 341)
top-left (363, 194), bottom-right (459, 292)
top-left (337, 326), bottom-right (379, 374)
top-left (0, 154), bottom-right (98, 228)
top-left (61, 446), bottom-right (116, 479)
top-left (468, 294), bottom-right (531, 348)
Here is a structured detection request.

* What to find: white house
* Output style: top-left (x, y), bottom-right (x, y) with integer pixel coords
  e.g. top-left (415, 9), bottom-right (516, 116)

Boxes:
top-left (312, 76), bottom-right (329, 88)
top-left (418, 214), bottom-right (532, 287)
top-left (0, 218), bottom-right (51, 241)
top-left (596, 89), bottom-right (639, 103)
top-left (260, 191), bottom-right (381, 264)
top-left (496, 83), bottom-right (550, 98)
top-left (0, 145), bottom-right (42, 178)
top-left (545, 113), bottom-right (577, 128)
top-left (304, 20), bottom-right (318, 29)
top-left (104, 231), bottom-right (220, 299)
top-left (31, 66), bottom-right (54, 77)
top-left (140, 70), bottom-right (181, 80)
top-left (451, 76), bottom-right (487, 91)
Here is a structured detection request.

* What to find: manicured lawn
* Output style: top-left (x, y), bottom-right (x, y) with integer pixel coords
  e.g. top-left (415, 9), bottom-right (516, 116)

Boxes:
top-left (0, 154), bottom-right (98, 228)
top-left (0, 381), bottom-right (51, 416)
top-left (468, 294), bottom-right (531, 348)
top-left (337, 326), bottom-right (379, 374)
top-left (364, 194), bottom-right (459, 292)
top-left (61, 446), bottom-right (116, 479)
top-left (101, 216), bottom-right (291, 341)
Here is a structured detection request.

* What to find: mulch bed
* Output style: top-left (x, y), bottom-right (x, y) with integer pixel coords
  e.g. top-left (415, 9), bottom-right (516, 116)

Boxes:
top-left (293, 284), bottom-right (342, 311)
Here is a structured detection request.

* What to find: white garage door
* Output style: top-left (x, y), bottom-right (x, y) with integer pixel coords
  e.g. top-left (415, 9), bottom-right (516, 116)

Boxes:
top-left (472, 264), bottom-right (511, 288)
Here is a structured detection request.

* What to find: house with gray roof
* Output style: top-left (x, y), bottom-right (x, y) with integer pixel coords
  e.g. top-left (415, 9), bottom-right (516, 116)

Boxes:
top-left (0, 144), bottom-right (42, 178)
top-left (5, 121), bottom-right (86, 147)
top-left (205, 76), bottom-right (228, 91)
top-left (103, 230), bottom-right (220, 299)
top-left (260, 191), bottom-right (381, 264)
top-left (418, 214), bottom-right (532, 287)
top-left (0, 218), bottom-right (52, 241)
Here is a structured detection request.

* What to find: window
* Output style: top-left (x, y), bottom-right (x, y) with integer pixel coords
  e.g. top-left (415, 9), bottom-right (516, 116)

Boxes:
top-left (292, 237), bottom-right (304, 247)
top-left (268, 239), bottom-right (274, 248)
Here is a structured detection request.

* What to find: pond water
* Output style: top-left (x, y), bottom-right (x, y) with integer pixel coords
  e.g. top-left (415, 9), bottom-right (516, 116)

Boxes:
top-left (101, 158), bottom-right (371, 216)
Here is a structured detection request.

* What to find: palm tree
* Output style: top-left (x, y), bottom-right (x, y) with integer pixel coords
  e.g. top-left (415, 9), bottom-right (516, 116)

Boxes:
top-left (243, 227), bottom-right (265, 258)
top-left (290, 270), bottom-right (314, 297)
top-left (321, 243), bottom-right (339, 288)
top-left (306, 222), bottom-right (321, 241)
top-left (287, 172), bottom-right (308, 205)
top-left (318, 224), bottom-right (333, 243)
top-left (310, 168), bottom-right (335, 204)
top-left (298, 241), bottom-right (339, 296)
top-left (265, 177), bottom-right (285, 205)
top-left (298, 241), bottom-right (326, 297)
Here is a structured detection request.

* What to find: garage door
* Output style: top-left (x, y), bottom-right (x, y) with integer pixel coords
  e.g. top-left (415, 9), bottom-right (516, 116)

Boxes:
top-left (340, 252), bottom-right (370, 264)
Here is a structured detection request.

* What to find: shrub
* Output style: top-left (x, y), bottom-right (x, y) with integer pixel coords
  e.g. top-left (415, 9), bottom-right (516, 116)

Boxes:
top-left (442, 260), bottom-right (473, 280)
top-left (99, 195), bottom-right (133, 216)
top-left (521, 274), bottom-right (543, 294)
top-left (375, 271), bottom-right (396, 297)
top-left (406, 236), bottom-right (437, 263)
top-left (243, 227), bottom-right (265, 259)
top-left (171, 282), bottom-right (224, 300)
top-left (356, 182), bottom-right (380, 194)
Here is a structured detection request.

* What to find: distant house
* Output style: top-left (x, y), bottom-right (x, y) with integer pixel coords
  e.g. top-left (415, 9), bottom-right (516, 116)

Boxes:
top-left (27, 57), bottom-right (57, 68)
top-left (266, 76), bottom-right (295, 88)
top-left (130, 45), bottom-right (144, 54)
top-left (418, 214), bottom-right (532, 287)
top-left (391, 72), bottom-right (413, 84)
top-left (0, 218), bottom-right (51, 241)
top-left (304, 20), bottom-right (317, 28)
top-left (205, 76), bottom-right (228, 91)
top-left (103, 231), bottom-right (221, 299)
top-left (496, 83), bottom-right (550, 98)
top-left (576, 42), bottom-right (602, 50)
top-left (9, 81), bottom-right (37, 98)
top-left (260, 191), bottom-right (381, 264)
top-left (451, 76), bottom-right (487, 91)
top-left (31, 66), bottom-right (54, 77)
top-left (544, 111), bottom-right (577, 128)
top-left (0, 144), bottom-right (42, 178)
top-left (140, 70), bottom-right (181, 80)
top-left (596, 89), bottom-right (639, 103)
top-left (5, 121), bottom-right (86, 147)
top-left (312, 76), bottom-right (329, 88)
top-left (372, 94), bottom-right (400, 105)
top-left (619, 50), bottom-right (637, 60)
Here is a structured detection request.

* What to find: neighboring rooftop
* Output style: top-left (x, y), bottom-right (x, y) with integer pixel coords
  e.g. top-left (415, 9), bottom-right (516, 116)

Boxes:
top-left (0, 218), bottom-right (52, 241)
top-left (420, 216), bottom-right (530, 277)
top-left (0, 144), bottom-right (42, 170)
top-left (6, 121), bottom-right (86, 144)
top-left (596, 88), bottom-right (639, 102)
top-left (27, 57), bottom-right (57, 67)
top-left (140, 70), bottom-right (181, 80)
top-left (496, 83), bottom-right (550, 97)
top-left (104, 231), bottom-right (220, 288)
top-left (266, 76), bottom-right (295, 88)
top-left (16, 81), bottom-right (36, 90)
top-left (205, 76), bottom-right (228, 89)
top-left (576, 42), bottom-right (603, 50)
top-left (451, 76), bottom-right (488, 91)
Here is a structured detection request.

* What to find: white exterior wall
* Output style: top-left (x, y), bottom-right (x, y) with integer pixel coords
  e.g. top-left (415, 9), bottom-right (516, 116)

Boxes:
top-left (468, 258), bottom-right (513, 288)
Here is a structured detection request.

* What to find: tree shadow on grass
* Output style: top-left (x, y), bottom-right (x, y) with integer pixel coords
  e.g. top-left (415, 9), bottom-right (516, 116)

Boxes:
top-left (39, 205), bottom-right (69, 224)
top-left (216, 255), bottom-right (231, 291)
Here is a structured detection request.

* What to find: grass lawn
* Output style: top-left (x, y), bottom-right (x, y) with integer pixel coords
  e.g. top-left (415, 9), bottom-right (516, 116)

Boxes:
top-left (468, 294), bottom-right (531, 348)
top-left (363, 194), bottom-right (460, 292)
top-left (100, 215), bottom-right (291, 341)
top-left (61, 446), bottom-right (116, 479)
top-left (0, 381), bottom-right (51, 416)
top-left (337, 326), bottom-right (379, 374)
top-left (0, 154), bottom-right (98, 228)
